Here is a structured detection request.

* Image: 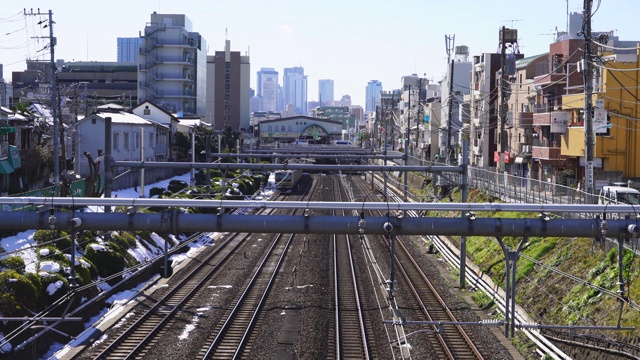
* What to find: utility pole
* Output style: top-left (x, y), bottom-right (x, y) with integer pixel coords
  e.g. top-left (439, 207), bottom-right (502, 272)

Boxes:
top-left (499, 26), bottom-right (508, 173)
top-left (415, 77), bottom-right (422, 153)
top-left (405, 86), bottom-right (410, 201)
top-left (26, 9), bottom-right (59, 186)
top-left (447, 59), bottom-right (455, 165)
top-left (445, 35), bottom-right (455, 163)
top-left (583, 0), bottom-right (595, 194)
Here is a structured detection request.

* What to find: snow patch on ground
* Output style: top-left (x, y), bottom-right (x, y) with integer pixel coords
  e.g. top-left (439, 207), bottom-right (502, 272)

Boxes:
top-left (46, 280), bottom-right (64, 295)
top-left (178, 307), bottom-right (210, 340)
top-left (39, 261), bottom-right (61, 273)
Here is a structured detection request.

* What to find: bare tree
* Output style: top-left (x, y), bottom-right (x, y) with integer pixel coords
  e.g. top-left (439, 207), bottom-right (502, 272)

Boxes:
top-left (84, 149), bottom-right (104, 197)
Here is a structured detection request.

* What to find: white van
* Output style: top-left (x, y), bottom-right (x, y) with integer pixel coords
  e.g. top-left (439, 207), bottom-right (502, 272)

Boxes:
top-left (334, 140), bottom-right (354, 147)
top-left (598, 185), bottom-right (640, 205)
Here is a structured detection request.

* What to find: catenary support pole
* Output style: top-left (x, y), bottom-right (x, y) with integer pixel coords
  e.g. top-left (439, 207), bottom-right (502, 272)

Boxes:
top-left (104, 117), bottom-right (112, 214)
top-left (140, 127), bottom-right (145, 198)
top-left (206, 135), bottom-right (211, 194)
top-left (459, 140), bottom-right (469, 288)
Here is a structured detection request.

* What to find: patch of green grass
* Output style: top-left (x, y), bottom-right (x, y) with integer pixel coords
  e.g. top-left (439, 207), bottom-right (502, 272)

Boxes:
top-left (517, 237), bottom-right (558, 280)
top-left (470, 290), bottom-right (494, 309)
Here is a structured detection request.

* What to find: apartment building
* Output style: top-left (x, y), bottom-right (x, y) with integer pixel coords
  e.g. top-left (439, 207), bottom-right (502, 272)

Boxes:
top-left (138, 12), bottom-right (207, 116)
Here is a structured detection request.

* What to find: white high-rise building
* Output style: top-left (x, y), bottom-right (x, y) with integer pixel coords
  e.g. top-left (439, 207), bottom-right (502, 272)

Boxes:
top-left (365, 80), bottom-right (382, 112)
top-left (117, 37), bottom-right (143, 63)
top-left (257, 68), bottom-right (279, 112)
top-left (318, 79), bottom-right (334, 106)
top-left (138, 13), bottom-right (207, 115)
top-left (283, 67), bottom-right (307, 115)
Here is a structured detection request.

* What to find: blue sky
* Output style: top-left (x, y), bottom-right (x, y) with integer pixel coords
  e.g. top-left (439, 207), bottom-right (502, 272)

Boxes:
top-left (1, 0), bottom-right (639, 107)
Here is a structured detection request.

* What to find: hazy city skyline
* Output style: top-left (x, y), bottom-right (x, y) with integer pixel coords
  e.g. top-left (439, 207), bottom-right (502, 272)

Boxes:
top-left (1, 0), bottom-right (640, 107)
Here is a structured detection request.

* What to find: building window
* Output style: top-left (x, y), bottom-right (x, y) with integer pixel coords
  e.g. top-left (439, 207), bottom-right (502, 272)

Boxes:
top-left (268, 125), bottom-right (272, 132)
top-left (91, 118), bottom-right (96, 124)
top-left (288, 125), bottom-right (292, 132)
top-left (135, 132), bottom-right (140, 149)
top-left (124, 133), bottom-right (129, 149)
top-left (519, 74), bottom-right (523, 88)
top-left (149, 132), bottom-right (155, 148)
top-left (113, 133), bottom-right (120, 151)
top-left (281, 125), bottom-right (285, 131)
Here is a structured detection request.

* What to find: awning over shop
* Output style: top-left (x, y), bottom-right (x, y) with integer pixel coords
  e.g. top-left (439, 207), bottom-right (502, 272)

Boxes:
top-left (0, 159), bottom-right (14, 174)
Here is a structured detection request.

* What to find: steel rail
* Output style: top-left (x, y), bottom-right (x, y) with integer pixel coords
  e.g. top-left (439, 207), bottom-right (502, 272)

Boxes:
top-left (197, 176), bottom-right (319, 358)
top-left (333, 175), bottom-right (370, 359)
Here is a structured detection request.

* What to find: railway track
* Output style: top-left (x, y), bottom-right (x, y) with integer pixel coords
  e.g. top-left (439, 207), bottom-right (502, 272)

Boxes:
top-left (195, 176), bottom-right (320, 359)
top-left (90, 231), bottom-right (254, 359)
top-left (73, 188), bottom-right (294, 359)
top-left (351, 174), bottom-right (484, 359)
top-left (84, 191), bottom-right (291, 359)
top-left (368, 171), bottom-right (574, 359)
top-left (328, 174), bottom-right (371, 359)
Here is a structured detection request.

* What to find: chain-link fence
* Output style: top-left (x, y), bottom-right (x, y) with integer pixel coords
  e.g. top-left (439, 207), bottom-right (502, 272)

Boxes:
top-left (468, 167), bottom-right (596, 204)
top-left (394, 153), bottom-right (601, 218)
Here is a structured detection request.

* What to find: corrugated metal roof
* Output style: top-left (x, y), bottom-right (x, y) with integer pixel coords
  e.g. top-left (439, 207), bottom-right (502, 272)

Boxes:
top-left (95, 111), bottom-right (152, 125)
top-left (516, 53), bottom-right (548, 69)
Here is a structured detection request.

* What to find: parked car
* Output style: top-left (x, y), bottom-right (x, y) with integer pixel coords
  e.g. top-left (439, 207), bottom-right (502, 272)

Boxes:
top-left (598, 185), bottom-right (640, 205)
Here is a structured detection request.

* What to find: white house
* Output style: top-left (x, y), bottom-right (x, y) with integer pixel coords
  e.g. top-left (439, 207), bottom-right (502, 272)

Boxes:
top-left (132, 100), bottom-right (177, 159)
top-left (74, 111), bottom-right (169, 176)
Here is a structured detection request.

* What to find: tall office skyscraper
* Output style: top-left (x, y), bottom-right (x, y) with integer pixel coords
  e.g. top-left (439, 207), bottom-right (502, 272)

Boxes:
top-left (365, 80), bottom-right (383, 112)
top-left (117, 37), bottom-right (143, 62)
top-left (207, 39), bottom-right (251, 131)
top-left (318, 79), bottom-right (334, 106)
top-left (283, 67), bottom-right (307, 115)
top-left (138, 13), bottom-right (206, 115)
top-left (257, 68), bottom-right (279, 112)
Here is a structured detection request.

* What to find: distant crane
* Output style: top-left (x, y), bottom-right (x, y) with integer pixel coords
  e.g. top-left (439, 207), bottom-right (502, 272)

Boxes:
top-left (538, 26), bottom-right (559, 41)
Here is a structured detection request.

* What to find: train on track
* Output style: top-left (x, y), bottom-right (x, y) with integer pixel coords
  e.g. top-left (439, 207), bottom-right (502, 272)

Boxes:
top-left (274, 169), bottom-right (302, 190)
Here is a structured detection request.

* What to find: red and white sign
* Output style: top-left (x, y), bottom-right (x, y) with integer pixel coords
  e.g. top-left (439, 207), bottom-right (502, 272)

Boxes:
top-left (494, 151), bottom-right (511, 163)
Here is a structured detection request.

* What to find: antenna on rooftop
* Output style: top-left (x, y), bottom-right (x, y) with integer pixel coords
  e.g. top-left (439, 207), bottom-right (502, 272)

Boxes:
top-left (444, 34), bottom-right (455, 63)
top-left (501, 19), bottom-right (522, 28)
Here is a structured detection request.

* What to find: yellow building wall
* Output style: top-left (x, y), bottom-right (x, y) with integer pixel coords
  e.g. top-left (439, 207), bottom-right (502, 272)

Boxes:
top-left (561, 127), bottom-right (585, 156)
top-left (561, 50), bottom-right (640, 178)
top-left (601, 53), bottom-right (640, 178)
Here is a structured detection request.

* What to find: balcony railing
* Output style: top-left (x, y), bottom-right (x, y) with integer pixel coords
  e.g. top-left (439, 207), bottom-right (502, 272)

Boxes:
top-left (517, 111), bottom-right (533, 127)
top-left (532, 104), bottom-right (553, 114)
top-left (532, 139), bottom-right (562, 159)
top-left (155, 39), bottom-right (197, 48)
top-left (144, 23), bottom-right (167, 37)
top-left (533, 139), bottom-right (559, 148)
top-left (155, 90), bottom-right (197, 98)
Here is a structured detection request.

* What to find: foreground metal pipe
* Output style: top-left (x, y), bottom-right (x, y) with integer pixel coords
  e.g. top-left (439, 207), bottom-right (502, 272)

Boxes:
top-left (3, 197), bottom-right (640, 214)
top-left (1, 211), bottom-right (637, 238)
top-left (113, 161), bottom-right (462, 173)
